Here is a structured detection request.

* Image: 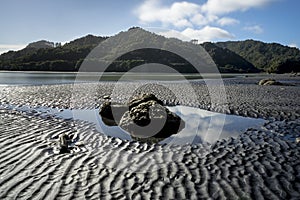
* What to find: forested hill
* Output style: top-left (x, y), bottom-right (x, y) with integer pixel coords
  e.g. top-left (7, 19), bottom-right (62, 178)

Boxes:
top-left (201, 42), bottom-right (259, 73)
top-left (0, 28), bottom-right (299, 73)
top-left (0, 35), bottom-right (107, 71)
top-left (217, 40), bottom-right (300, 73)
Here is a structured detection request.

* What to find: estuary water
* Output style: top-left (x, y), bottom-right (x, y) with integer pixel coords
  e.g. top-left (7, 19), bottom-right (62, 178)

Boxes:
top-left (0, 71), bottom-right (249, 85)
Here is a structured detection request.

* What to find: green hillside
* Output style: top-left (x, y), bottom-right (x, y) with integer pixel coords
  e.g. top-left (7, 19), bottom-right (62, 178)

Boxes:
top-left (0, 35), bottom-right (107, 71)
top-left (217, 40), bottom-right (300, 73)
top-left (201, 42), bottom-right (259, 73)
top-left (0, 28), bottom-right (299, 73)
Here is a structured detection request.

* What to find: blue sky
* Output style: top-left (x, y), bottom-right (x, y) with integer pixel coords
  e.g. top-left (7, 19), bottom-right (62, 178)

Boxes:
top-left (0, 0), bottom-right (299, 54)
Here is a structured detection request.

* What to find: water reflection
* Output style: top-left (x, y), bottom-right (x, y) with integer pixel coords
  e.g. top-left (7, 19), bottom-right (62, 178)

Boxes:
top-left (1, 104), bottom-right (266, 145)
top-left (70, 109), bottom-right (132, 141)
top-left (0, 71), bottom-right (254, 86)
top-left (57, 106), bottom-right (265, 145)
top-left (165, 106), bottom-right (265, 144)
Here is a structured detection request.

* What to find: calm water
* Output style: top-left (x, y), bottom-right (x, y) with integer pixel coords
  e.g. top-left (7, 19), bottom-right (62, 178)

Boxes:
top-left (0, 71), bottom-right (249, 85)
top-left (67, 106), bottom-right (265, 145)
top-left (2, 104), bottom-right (266, 145)
top-left (0, 71), bottom-right (83, 85)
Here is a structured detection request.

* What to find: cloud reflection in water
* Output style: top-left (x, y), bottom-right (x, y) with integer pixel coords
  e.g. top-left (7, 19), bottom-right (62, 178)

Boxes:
top-left (61, 106), bottom-right (265, 145)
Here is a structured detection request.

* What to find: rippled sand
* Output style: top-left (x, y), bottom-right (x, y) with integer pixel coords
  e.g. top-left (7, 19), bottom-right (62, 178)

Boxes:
top-left (0, 75), bottom-right (299, 199)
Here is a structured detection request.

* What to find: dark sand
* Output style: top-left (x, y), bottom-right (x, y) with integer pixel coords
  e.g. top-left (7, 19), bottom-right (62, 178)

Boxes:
top-left (0, 74), bottom-right (299, 199)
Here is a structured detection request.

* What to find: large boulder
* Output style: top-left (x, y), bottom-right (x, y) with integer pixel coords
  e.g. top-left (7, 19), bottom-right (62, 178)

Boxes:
top-left (99, 93), bottom-right (185, 140)
top-left (128, 93), bottom-right (163, 110)
top-left (99, 102), bottom-right (127, 126)
top-left (119, 93), bottom-right (184, 139)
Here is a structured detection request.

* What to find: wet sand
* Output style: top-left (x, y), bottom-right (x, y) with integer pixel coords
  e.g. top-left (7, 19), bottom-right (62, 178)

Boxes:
top-left (0, 74), bottom-right (299, 199)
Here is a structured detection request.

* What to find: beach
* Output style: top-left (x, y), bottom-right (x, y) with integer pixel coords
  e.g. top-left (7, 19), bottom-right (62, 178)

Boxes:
top-left (0, 74), bottom-right (300, 199)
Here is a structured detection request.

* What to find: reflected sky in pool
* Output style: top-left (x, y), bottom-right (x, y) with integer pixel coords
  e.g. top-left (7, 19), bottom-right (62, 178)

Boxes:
top-left (165, 106), bottom-right (265, 144)
top-left (56, 105), bottom-right (266, 145)
top-left (1, 104), bottom-right (266, 145)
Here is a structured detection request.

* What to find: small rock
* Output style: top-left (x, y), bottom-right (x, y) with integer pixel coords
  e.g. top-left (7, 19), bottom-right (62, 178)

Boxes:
top-left (58, 133), bottom-right (70, 153)
top-left (290, 72), bottom-right (299, 77)
top-left (75, 141), bottom-right (85, 147)
top-left (56, 133), bottom-right (82, 154)
top-left (258, 78), bottom-right (283, 86)
top-left (103, 95), bottom-right (111, 100)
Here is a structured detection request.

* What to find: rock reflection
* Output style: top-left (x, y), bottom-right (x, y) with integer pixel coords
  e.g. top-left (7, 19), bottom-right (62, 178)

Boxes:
top-left (2, 104), bottom-right (266, 145)
top-left (59, 105), bottom-right (265, 145)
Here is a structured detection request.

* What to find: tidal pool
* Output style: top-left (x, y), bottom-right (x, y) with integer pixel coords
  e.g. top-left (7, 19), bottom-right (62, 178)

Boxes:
top-left (33, 105), bottom-right (266, 144)
top-left (1, 104), bottom-right (266, 145)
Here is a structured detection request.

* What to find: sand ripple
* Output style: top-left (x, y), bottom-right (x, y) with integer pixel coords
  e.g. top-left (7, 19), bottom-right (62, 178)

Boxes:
top-left (0, 108), bottom-right (300, 199)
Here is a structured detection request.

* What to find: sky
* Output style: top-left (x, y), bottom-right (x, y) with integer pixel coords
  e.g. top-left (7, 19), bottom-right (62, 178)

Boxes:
top-left (0, 0), bottom-right (299, 54)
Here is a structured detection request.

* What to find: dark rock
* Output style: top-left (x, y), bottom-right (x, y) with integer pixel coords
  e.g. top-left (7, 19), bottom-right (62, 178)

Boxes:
top-left (99, 102), bottom-right (128, 126)
top-left (103, 95), bottom-right (111, 100)
top-left (258, 78), bottom-right (283, 86)
top-left (119, 93), bottom-right (184, 139)
top-left (56, 133), bottom-right (83, 154)
top-left (58, 133), bottom-right (70, 153)
top-left (128, 93), bottom-right (163, 111)
top-left (258, 78), bottom-right (295, 86)
top-left (290, 72), bottom-right (299, 77)
top-left (99, 93), bottom-right (185, 141)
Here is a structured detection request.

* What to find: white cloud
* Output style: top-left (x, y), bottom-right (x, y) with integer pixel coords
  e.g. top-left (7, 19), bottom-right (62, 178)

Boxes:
top-left (201, 0), bottom-right (276, 15)
top-left (0, 44), bottom-right (26, 55)
top-left (190, 13), bottom-right (218, 26)
top-left (157, 30), bottom-right (191, 41)
top-left (135, 0), bottom-right (200, 28)
top-left (244, 25), bottom-right (263, 34)
top-left (136, 0), bottom-right (277, 25)
top-left (190, 13), bottom-right (209, 26)
top-left (217, 17), bottom-right (239, 26)
top-left (181, 26), bottom-right (235, 43)
top-left (135, 0), bottom-right (276, 42)
top-left (156, 26), bottom-right (235, 43)
top-left (288, 43), bottom-right (298, 49)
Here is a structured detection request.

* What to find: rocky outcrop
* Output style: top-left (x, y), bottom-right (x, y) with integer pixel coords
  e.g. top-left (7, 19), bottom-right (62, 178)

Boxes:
top-left (258, 78), bottom-right (295, 86)
top-left (258, 78), bottom-right (283, 86)
top-left (99, 102), bottom-right (127, 126)
top-left (99, 93), bottom-right (184, 140)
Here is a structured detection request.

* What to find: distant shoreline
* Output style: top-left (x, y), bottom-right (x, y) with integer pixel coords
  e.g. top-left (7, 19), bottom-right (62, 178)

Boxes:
top-left (0, 70), bottom-right (290, 86)
top-left (0, 70), bottom-right (269, 74)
